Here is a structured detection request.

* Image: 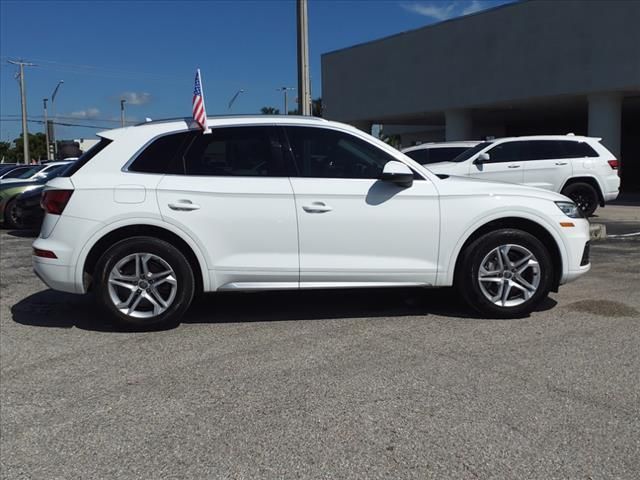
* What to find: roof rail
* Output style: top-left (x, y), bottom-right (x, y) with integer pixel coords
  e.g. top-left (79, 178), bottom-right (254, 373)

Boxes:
top-left (135, 114), bottom-right (328, 127)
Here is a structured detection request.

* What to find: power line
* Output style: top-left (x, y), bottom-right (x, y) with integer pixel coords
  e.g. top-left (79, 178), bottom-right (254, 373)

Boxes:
top-left (0, 118), bottom-right (134, 129)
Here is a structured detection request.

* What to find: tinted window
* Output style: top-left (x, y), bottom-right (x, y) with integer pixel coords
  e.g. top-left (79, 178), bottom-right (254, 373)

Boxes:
top-left (1, 166), bottom-right (33, 178)
top-left (486, 142), bottom-right (520, 163)
top-left (184, 127), bottom-right (286, 177)
top-left (520, 140), bottom-right (562, 161)
top-left (452, 141), bottom-right (493, 162)
top-left (561, 141), bottom-right (598, 158)
top-left (285, 126), bottom-right (395, 179)
top-left (428, 147), bottom-right (470, 163)
top-left (15, 166), bottom-right (45, 179)
top-left (405, 149), bottom-right (429, 164)
top-left (62, 138), bottom-right (113, 177)
top-left (129, 133), bottom-right (192, 174)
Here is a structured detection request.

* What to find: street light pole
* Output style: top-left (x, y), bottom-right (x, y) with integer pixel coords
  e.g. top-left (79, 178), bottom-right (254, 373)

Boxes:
top-left (120, 99), bottom-right (126, 127)
top-left (8, 60), bottom-right (35, 164)
top-left (296, 0), bottom-right (311, 115)
top-left (50, 80), bottom-right (64, 159)
top-left (276, 87), bottom-right (295, 115)
top-left (43, 98), bottom-right (50, 161)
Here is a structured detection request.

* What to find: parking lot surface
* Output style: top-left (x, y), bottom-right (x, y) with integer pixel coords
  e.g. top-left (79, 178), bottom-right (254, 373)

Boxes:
top-left (1, 208), bottom-right (639, 479)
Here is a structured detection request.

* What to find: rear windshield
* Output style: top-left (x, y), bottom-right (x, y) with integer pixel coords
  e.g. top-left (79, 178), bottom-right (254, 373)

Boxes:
top-left (15, 165), bottom-right (45, 179)
top-left (451, 141), bottom-right (493, 162)
top-left (60, 138), bottom-right (112, 177)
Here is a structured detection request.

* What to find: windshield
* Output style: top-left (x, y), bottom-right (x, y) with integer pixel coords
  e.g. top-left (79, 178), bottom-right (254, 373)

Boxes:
top-left (15, 165), bottom-right (45, 179)
top-left (451, 141), bottom-right (493, 162)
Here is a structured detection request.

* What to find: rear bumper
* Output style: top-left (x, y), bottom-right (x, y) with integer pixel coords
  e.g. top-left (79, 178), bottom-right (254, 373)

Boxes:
top-left (33, 259), bottom-right (77, 293)
top-left (602, 174), bottom-right (620, 202)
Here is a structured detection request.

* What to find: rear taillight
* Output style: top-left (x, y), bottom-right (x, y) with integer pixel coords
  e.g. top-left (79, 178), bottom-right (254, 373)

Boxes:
top-left (607, 159), bottom-right (619, 170)
top-left (41, 190), bottom-right (73, 215)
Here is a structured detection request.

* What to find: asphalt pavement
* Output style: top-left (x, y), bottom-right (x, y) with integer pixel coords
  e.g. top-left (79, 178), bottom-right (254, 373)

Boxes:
top-left (1, 208), bottom-right (639, 479)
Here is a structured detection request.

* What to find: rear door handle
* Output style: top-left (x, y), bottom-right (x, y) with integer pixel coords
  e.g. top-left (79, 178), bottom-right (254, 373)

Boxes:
top-left (507, 165), bottom-right (521, 169)
top-left (168, 200), bottom-right (200, 211)
top-left (302, 202), bottom-right (333, 213)
top-left (555, 162), bottom-right (568, 166)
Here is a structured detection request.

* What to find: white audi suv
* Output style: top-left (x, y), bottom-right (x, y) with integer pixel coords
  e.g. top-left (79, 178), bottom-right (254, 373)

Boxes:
top-left (33, 116), bottom-right (591, 328)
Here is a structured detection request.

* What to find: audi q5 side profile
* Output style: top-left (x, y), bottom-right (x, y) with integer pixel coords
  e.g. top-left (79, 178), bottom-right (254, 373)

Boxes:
top-left (33, 116), bottom-right (590, 328)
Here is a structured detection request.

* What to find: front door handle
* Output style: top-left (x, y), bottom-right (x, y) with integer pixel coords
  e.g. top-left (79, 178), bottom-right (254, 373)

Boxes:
top-left (168, 200), bottom-right (200, 211)
top-left (555, 162), bottom-right (568, 166)
top-left (507, 165), bottom-right (521, 169)
top-left (302, 202), bottom-right (333, 213)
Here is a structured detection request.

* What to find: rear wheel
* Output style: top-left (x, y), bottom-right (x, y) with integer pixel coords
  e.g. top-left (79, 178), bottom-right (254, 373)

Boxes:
top-left (3, 197), bottom-right (22, 229)
top-left (457, 229), bottom-right (553, 318)
top-left (561, 182), bottom-right (599, 217)
top-left (94, 236), bottom-right (195, 330)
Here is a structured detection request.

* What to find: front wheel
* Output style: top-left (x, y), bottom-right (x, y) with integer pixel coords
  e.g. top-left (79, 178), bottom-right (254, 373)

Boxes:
top-left (94, 236), bottom-right (195, 330)
top-left (457, 229), bottom-right (554, 318)
top-left (3, 197), bottom-right (22, 229)
top-left (561, 182), bottom-right (599, 217)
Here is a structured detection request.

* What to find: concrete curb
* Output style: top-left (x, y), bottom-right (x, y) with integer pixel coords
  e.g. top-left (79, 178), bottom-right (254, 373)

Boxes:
top-left (590, 223), bottom-right (607, 241)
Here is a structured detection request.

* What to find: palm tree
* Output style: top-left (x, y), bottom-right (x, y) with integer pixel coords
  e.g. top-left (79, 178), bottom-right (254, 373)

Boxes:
top-left (260, 106), bottom-right (280, 115)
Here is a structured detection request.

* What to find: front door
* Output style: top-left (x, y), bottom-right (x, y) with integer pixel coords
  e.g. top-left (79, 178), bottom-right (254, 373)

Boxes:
top-left (284, 126), bottom-right (440, 287)
top-left (469, 141), bottom-right (524, 184)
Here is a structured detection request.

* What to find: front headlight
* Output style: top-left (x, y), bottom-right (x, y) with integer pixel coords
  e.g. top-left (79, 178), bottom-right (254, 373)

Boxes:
top-left (555, 201), bottom-right (583, 218)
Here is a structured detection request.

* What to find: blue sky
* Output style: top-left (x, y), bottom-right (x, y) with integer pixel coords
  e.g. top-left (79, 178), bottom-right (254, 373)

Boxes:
top-left (0, 0), bottom-right (514, 142)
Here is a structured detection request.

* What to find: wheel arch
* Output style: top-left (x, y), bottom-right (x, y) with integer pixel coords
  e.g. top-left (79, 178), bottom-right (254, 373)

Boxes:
top-left (81, 223), bottom-right (208, 294)
top-left (561, 176), bottom-right (605, 206)
top-left (452, 217), bottom-right (564, 293)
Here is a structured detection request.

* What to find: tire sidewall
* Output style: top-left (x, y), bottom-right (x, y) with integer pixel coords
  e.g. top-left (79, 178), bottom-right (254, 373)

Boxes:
top-left (4, 197), bottom-right (21, 229)
top-left (459, 229), bottom-right (553, 318)
top-left (95, 236), bottom-right (195, 330)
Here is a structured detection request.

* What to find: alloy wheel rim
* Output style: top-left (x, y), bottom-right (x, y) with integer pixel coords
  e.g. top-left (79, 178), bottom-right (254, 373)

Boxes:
top-left (108, 253), bottom-right (177, 318)
top-left (478, 244), bottom-right (540, 307)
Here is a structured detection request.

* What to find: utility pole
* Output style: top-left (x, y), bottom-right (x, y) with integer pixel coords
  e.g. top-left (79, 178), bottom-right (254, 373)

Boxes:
top-left (296, 0), bottom-right (311, 115)
top-left (120, 99), bottom-right (126, 127)
top-left (277, 87), bottom-right (295, 115)
top-left (8, 60), bottom-right (35, 164)
top-left (43, 98), bottom-right (50, 161)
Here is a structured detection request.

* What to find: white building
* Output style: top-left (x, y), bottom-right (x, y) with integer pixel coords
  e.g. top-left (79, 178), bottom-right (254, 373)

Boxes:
top-left (321, 0), bottom-right (640, 191)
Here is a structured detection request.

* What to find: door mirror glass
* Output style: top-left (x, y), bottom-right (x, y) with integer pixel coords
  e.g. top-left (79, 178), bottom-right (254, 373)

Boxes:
top-left (474, 152), bottom-right (490, 164)
top-left (381, 161), bottom-right (413, 188)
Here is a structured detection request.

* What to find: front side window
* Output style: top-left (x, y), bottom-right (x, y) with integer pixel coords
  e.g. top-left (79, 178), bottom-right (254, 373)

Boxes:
top-left (184, 127), bottom-right (287, 177)
top-left (486, 141), bottom-right (521, 163)
top-left (285, 126), bottom-right (395, 179)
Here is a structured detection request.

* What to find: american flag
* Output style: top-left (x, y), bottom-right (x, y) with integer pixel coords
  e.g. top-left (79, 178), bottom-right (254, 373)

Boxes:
top-left (192, 68), bottom-right (208, 130)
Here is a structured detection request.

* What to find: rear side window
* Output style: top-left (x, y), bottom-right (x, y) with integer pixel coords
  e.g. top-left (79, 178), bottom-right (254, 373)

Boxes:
top-left (61, 138), bottom-right (112, 177)
top-left (405, 149), bottom-right (429, 164)
top-left (129, 132), bottom-right (193, 174)
top-left (184, 127), bottom-right (287, 177)
top-left (520, 140), bottom-right (599, 161)
top-left (561, 141), bottom-right (598, 158)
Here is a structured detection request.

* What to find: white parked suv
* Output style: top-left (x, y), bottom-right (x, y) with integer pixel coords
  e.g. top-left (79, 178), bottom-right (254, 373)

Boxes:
top-left (402, 141), bottom-right (479, 165)
top-left (426, 135), bottom-right (620, 216)
top-left (33, 117), bottom-right (591, 329)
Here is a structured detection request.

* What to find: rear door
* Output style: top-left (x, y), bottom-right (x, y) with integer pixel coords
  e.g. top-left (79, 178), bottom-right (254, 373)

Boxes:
top-left (522, 140), bottom-right (573, 191)
top-left (156, 126), bottom-right (299, 290)
top-left (469, 141), bottom-right (524, 184)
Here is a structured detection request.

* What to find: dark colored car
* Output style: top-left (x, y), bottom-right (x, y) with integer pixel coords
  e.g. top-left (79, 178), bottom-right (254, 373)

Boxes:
top-left (15, 185), bottom-right (46, 228)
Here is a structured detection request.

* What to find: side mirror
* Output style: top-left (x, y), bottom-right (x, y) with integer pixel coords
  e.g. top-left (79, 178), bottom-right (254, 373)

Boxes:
top-left (474, 152), bottom-right (490, 164)
top-left (381, 161), bottom-right (413, 188)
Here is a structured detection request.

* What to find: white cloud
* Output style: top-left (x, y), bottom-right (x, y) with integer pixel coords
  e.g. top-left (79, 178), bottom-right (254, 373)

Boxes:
top-left (401, 1), bottom-right (498, 20)
top-left (70, 107), bottom-right (100, 119)
top-left (462, 0), bottom-right (484, 15)
top-left (400, 2), bottom-right (457, 21)
top-left (119, 91), bottom-right (152, 105)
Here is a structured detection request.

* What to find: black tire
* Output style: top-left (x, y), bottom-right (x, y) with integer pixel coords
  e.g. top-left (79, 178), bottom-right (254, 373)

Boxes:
top-left (3, 197), bottom-right (22, 229)
top-left (94, 236), bottom-right (195, 330)
top-left (456, 229), bottom-right (554, 318)
top-left (561, 182), bottom-right (599, 217)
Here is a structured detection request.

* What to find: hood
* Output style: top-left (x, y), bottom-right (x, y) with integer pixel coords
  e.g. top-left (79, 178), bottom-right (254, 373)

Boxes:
top-left (436, 175), bottom-right (568, 203)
